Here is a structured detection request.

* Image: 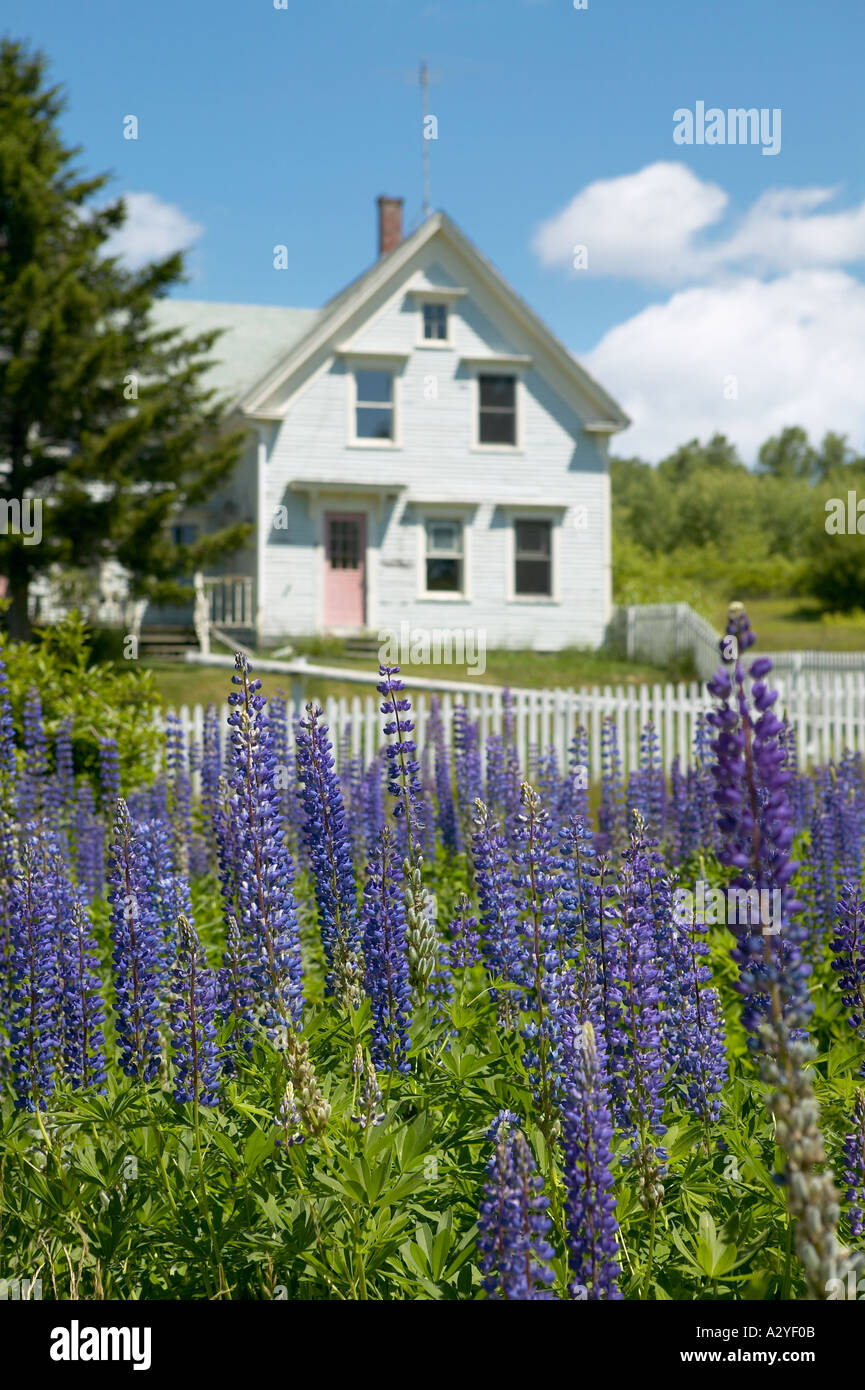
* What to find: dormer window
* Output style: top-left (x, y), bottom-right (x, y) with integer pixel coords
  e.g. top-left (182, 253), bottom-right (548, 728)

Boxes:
top-left (422, 302), bottom-right (448, 341)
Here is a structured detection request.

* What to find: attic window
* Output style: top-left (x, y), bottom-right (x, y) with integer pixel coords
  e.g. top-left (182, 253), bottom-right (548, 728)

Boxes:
top-left (422, 303), bottom-right (448, 341)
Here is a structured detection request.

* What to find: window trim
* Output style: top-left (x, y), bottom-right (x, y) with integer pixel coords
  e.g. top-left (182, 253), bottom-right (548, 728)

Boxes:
top-left (416, 296), bottom-right (452, 348)
top-left (504, 511), bottom-right (562, 604)
top-left (416, 508), bottom-right (472, 602)
top-left (469, 369), bottom-right (524, 452)
top-left (346, 359), bottom-right (402, 448)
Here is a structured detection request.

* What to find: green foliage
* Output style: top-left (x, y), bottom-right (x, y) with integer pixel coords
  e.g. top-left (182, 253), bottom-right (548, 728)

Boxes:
top-left (611, 429), bottom-right (865, 616)
top-left (1, 610), bottom-right (159, 790)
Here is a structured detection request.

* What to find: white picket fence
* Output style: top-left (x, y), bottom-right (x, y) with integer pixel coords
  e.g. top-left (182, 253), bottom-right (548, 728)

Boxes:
top-left (156, 670), bottom-right (865, 783)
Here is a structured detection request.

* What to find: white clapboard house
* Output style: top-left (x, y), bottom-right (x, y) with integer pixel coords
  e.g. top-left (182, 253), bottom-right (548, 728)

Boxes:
top-left (150, 198), bottom-right (629, 652)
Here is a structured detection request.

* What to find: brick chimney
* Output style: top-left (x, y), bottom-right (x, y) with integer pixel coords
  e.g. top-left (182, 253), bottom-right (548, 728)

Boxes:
top-left (377, 196), bottom-right (403, 257)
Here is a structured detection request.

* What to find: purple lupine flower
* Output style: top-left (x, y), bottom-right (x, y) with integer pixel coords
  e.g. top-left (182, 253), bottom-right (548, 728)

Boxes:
top-left (843, 1090), bottom-right (865, 1238)
top-left (558, 813), bottom-right (600, 963)
top-left (7, 836), bottom-right (59, 1108)
top-left (18, 685), bottom-right (47, 826)
top-left (668, 755), bottom-right (688, 861)
top-left (448, 891), bottom-right (482, 971)
top-left (485, 731), bottom-right (507, 816)
top-left (453, 703), bottom-right (483, 838)
top-left (562, 1021), bottom-right (622, 1300)
top-left (708, 602), bottom-right (859, 1296)
top-left (598, 716), bottom-right (625, 857)
top-left (559, 726), bottom-right (590, 828)
top-left (227, 654), bottom-right (304, 1042)
top-left (357, 749), bottom-right (386, 858)
top-left (512, 782), bottom-right (566, 1129)
top-left (830, 883), bottom-right (865, 1060)
top-left (107, 800), bottom-right (163, 1081)
top-left (58, 897), bottom-right (106, 1092)
top-left (295, 703), bottom-right (362, 1008)
top-left (670, 887), bottom-right (727, 1125)
top-left (536, 747), bottom-right (561, 839)
top-left (377, 665), bottom-right (423, 846)
top-left (168, 913), bottom-right (221, 1106)
top-left (707, 607), bottom-right (809, 1038)
top-left (74, 781), bottom-right (104, 903)
top-left (472, 800), bottom-right (525, 1028)
top-left (44, 716), bottom-right (75, 846)
top-left (617, 822), bottom-right (667, 1203)
top-left (165, 712), bottom-right (193, 876)
top-left (477, 1110), bottom-right (556, 1301)
top-left (98, 737), bottom-right (120, 813)
top-left (200, 702), bottom-right (222, 866)
top-left (429, 695), bottom-right (459, 853)
top-left (360, 825), bottom-right (412, 1073)
top-left (268, 693), bottom-right (301, 856)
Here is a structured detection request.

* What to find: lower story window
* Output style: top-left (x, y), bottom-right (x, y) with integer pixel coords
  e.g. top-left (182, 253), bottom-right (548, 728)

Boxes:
top-left (514, 518), bottom-right (552, 596)
top-left (425, 518), bottom-right (463, 593)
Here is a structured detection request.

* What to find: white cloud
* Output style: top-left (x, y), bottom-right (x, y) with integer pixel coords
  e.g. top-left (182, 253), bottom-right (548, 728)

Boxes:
top-left (532, 162), bottom-right (865, 284)
top-left (104, 192), bottom-right (204, 269)
top-left (584, 270), bottom-right (865, 461)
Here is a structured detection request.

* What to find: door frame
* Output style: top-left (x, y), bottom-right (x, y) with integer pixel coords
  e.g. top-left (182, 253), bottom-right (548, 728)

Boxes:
top-left (322, 510), bottom-right (367, 630)
top-left (310, 495), bottom-right (379, 633)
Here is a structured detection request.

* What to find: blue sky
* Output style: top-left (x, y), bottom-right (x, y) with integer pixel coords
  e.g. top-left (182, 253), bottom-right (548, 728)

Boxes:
top-left (4, 0), bottom-right (864, 460)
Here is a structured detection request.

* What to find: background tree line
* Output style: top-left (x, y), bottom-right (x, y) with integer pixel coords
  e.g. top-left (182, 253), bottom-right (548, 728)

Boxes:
top-left (611, 426), bottom-right (865, 615)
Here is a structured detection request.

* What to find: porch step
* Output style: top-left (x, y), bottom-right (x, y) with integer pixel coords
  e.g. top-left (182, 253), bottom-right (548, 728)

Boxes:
top-left (342, 632), bottom-right (382, 661)
top-left (139, 625), bottom-right (199, 660)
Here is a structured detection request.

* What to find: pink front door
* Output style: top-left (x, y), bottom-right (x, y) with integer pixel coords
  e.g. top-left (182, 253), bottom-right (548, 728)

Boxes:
top-left (323, 512), bottom-right (366, 628)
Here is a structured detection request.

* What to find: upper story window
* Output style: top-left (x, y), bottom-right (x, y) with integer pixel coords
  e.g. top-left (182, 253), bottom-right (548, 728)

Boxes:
top-left (514, 518), bottom-right (552, 596)
top-left (478, 374), bottom-right (516, 446)
top-left (425, 518), bottom-right (463, 593)
top-left (354, 369), bottom-right (394, 441)
top-left (422, 302), bottom-right (448, 341)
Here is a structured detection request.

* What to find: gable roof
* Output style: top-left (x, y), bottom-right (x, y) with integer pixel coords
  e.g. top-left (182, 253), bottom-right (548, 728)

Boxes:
top-left (151, 212), bottom-right (629, 431)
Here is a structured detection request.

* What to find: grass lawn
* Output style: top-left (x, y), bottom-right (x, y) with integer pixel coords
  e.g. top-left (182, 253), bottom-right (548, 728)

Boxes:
top-left (145, 644), bottom-right (691, 711)
top-left (708, 594), bottom-right (865, 650)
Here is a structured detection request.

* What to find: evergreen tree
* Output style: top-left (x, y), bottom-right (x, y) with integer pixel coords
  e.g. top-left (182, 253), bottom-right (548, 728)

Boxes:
top-left (0, 38), bottom-right (248, 639)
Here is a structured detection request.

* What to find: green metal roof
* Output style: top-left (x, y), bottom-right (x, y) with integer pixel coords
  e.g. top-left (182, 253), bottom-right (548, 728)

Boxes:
top-left (148, 299), bottom-right (321, 407)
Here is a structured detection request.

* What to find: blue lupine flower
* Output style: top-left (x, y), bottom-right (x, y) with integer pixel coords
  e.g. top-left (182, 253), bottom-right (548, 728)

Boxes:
top-left (472, 800), bottom-right (525, 1027)
top-left (74, 781), bottom-right (104, 903)
top-left (477, 1111), bottom-right (556, 1301)
top-left (453, 703), bottom-right (483, 839)
top-left (429, 695), bottom-right (459, 853)
top-left (18, 685), bottom-right (47, 826)
top-left (512, 782), bottom-right (566, 1126)
top-left (707, 610), bottom-right (809, 1038)
top-left (361, 825), bottom-right (412, 1073)
top-left (107, 800), bottom-right (163, 1080)
top-left (200, 701), bottom-right (222, 862)
top-left (448, 892), bottom-right (482, 971)
top-left (559, 725), bottom-right (590, 828)
top-left (165, 712), bottom-right (193, 876)
top-left (562, 1020), bottom-right (622, 1300)
top-left (357, 749), bottom-right (386, 858)
top-left (377, 665), bottom-right (424, 849)
top-left (7, 836), bottom-right (59, 1109)
top-left (617, 823), bottom-right (667, 1172)
top-left (558, 813), bottom-right (600, 962)
top-left (708, 603), bottom-right (858, 1296)
top-left (58, 896), bottom-right (107, 1092)
top-left (295, 702), bottom-right (362, 1007)
top-left (830, 883), bottom-right (865, 1061)
top-left (598, 715), bottom-right (625, 857)
top-left (227, 653), bottom-right (304, 1042)
top-left (169, 912), bottom-right (222, 1106)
